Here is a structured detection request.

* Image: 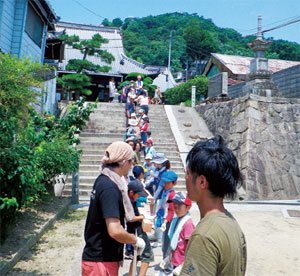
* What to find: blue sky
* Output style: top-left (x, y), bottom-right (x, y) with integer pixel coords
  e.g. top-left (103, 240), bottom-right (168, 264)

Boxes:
top-left (50, 0), bottom-right (300, 44)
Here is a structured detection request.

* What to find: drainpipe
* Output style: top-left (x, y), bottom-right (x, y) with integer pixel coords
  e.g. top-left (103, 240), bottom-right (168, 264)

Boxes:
top-left (41, 24), bottom-right (48, 64)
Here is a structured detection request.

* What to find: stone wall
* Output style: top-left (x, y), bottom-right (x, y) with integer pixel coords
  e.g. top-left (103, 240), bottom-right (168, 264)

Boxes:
top-left (272, 64), bottom-right (300, 98)
top-left (196, 94), bottom-right (300, 200)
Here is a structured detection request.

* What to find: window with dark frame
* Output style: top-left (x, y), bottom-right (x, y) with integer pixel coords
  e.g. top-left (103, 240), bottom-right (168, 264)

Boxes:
top-left (25, 3), bottom-right (44, 47)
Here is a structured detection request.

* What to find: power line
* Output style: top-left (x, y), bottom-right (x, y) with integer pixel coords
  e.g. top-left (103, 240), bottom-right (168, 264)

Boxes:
top-left (245, 16), bottom-right (300, 37)
top-left (238, 15), bottom-right (300, 33)
top-left (71, 0), bottom-right (105, 20)
top-left (172, 40), bottom-right (212, 57)
top-left (262, 17), bottom-right (300, 34)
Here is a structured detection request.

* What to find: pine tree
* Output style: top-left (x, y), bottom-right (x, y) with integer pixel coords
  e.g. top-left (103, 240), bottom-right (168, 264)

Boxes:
top-left (58, 33), bottom-right (115, 99)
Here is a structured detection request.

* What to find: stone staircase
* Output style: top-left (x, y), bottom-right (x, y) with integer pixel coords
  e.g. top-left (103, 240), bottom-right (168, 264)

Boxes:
top-left (63, 102), bottom-right (186, 202)
top-left (146, 104), bottom-right (186, 190)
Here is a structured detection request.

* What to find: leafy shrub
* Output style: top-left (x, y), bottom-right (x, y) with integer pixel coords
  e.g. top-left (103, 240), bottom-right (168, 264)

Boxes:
top-left (165, 75), bottom-right (208, 105)
top-left (0, 54), bottom-right (96, 242)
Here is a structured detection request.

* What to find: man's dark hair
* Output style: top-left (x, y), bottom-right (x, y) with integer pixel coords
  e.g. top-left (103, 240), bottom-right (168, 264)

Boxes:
top-left (186, 135), bottom-right (241, 199)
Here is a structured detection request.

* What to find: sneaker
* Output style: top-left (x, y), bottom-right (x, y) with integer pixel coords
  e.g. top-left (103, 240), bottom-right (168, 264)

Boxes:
top-left (147, 233), bottom-right (157, 242)
top-left (124, 253), bottom-right (133, 260)
top-left (159, 259), bottom-right (166, 270)
top-left (155, 269), bottom-right (172, 276)
top-left (151, 241), bottom-right (161, 248)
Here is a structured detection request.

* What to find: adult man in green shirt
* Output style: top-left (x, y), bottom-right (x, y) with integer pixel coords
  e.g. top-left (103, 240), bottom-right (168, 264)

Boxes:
top-left (180, 135), bottom-right (247, 276)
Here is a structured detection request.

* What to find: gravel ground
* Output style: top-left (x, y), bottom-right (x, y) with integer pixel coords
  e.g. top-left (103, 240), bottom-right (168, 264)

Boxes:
top-left (5, 202), bottom-right (300, 276)
top-left (7, 209), bottom-right (87, 276)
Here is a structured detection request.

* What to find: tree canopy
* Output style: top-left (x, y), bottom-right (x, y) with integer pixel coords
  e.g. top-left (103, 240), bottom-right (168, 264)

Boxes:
top-left (102, 13), bottom-right (300, 72)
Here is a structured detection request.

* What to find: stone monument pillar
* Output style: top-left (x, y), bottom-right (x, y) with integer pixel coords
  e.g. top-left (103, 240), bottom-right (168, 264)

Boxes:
top-left (242, 16), bottom-right (280, 97)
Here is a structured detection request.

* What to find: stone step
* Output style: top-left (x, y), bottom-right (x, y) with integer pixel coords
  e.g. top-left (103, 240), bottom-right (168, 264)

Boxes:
top-left (79, 138), bottom-right (176, 146)
top-left (80, 151), bottom-right (181, 158)
top-left (88, 111), bottom-right (168, 117)
top-left (83, 123), bottom-right (171, 130)
top-left (63, 183), bottom-right (187, 199)
top-left (80, 151), bottom-right (180, 162)
top-left (82, 126), bottom-right (173, 133)
top-left (79, 162), bottom-right (184, 171)
top-left (94, 103), bottom-right (125, 109)
top-left (64, 180), bottom-right (186, 192)
top-left (86, 123), bottom-right (171, 130)
top-left (80, 144), bottom-right (178, 152)
top-left (81, 128), bottom-right (124, 134)
top-left (66, 182), bottom-right (187, 194)
top-left (79, 136), bottom-right (175, 144)
top-left (89, 113), bottom-right (169, 120)
top-left (80, 143), bottom-right (178, 152)
top-left (79, 165), bottom-right (184, 176)
top-left (66, 174), bottom-right (186, 185)
top-left (79, 155), bottom-right (182, 165)
top-left (79, 131), bottom-right (123, 137)
top-left (83, 124), bottom-right (172, 132)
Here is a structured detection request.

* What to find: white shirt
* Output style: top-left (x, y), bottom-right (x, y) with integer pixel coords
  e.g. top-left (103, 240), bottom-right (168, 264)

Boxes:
top-left (127, 91), bottom-right (136, 102)
top-left (109, 81), bottom-right (115, 97)
top-left (135, 80), bottom-right (143, 90)
top-left (138, 95), bottom-right (148, 106)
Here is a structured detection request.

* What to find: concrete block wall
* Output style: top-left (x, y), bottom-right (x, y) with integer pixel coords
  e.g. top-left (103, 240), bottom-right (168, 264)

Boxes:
top-left (196, 94), bottom-right (300, 200)
top-left (208, 72), bottom-right (228, 97)
top-left (213, 64), bottom-right (300, 99)
top-left (272, 64), bottom-right (300, 98)
top-left (228, 82), bottom-right (246, 98)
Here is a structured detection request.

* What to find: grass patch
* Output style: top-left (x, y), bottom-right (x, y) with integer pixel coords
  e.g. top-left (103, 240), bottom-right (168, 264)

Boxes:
top-left (62, 210), bottom-right (87, 222)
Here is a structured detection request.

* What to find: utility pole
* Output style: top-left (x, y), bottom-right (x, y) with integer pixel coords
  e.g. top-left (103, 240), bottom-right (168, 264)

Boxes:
top-left (185, 61), bottom-right (188, 82)
top-left (167, 31), bottom-right (172, 88)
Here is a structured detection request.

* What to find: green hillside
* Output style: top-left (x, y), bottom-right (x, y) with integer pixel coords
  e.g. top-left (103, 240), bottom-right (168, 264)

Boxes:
top-left (103, 13), bottom-right (300, 72)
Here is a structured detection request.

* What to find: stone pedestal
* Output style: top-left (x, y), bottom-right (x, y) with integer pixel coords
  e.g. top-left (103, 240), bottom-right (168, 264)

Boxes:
top-left (250, 58), bottom-right (269, 74)
top-left (242, 78), bottom-right (280, 97)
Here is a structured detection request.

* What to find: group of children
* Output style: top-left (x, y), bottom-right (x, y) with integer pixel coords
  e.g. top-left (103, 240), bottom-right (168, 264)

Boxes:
top-left (125, 161), bottom-right (195, 276)
top-left (121, 119), bottom-right (194, 275)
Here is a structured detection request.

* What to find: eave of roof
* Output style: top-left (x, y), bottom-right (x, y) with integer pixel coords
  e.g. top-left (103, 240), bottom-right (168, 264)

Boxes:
top-left (58, 70), bottom-right (123, 78)
top-left (211, 53), bottom-right (300, 75)
top-left (32, 0), bottom-right (57, 30)
top-left (55, 22), bottom-right (165, 76)
top-left (56, 21), bottom-right (121, 33)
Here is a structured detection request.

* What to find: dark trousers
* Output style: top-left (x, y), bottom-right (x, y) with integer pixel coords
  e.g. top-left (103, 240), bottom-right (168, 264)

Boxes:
top-left (126, 116), bottom-right (129, 128)
top-left (162, 221), bottom-right (171, 259)
top-left (141, 105), bottom-right (149, 115)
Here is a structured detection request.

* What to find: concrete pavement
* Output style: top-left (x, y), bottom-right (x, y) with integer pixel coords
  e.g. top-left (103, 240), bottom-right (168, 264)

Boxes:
top-left (118, 201), bottom-right (300, 276)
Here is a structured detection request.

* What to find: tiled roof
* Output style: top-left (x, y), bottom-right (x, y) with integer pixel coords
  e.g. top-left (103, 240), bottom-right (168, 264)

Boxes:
top-left (211, 53), bottom-right (300, 75)
top-left (55, 21), bottom-right (164, 76)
